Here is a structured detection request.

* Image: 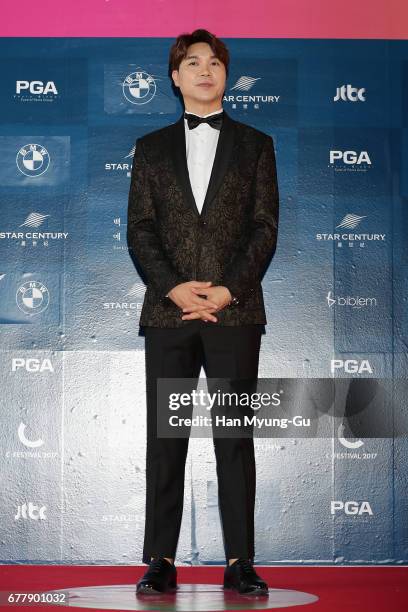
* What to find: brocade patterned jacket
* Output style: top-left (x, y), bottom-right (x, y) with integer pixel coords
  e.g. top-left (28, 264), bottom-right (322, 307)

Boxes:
top-left (126, 109), bottom-right (279, 328)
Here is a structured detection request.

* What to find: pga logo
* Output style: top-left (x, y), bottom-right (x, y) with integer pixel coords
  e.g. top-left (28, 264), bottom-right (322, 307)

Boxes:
top-left (16, 81), bottom-right (58, 95)
top-left (329, 150), bottom-right (371, 165)
top-left (331, 501), bottom-right (373, 516)
top-left (12, 358), bottom-right (54, 373)
top-left (331, 359), bottom-right (373, 375)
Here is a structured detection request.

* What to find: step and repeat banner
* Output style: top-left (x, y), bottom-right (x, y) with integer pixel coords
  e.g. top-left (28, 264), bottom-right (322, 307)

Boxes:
top-left (0, 36), bottom-right (407, 564)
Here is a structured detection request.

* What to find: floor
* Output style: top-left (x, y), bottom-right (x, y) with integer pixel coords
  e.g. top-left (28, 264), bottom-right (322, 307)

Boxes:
top-left (0, 565), bottom-right (407, 611)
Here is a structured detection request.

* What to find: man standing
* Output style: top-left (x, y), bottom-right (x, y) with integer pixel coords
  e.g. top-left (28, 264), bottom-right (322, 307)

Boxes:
top-left (127, 29), bottom-right (279, 595)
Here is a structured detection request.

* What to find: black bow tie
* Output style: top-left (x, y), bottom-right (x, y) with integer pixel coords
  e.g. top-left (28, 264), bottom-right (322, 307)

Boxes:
top-left (184, 111), bottom-right (224, 130)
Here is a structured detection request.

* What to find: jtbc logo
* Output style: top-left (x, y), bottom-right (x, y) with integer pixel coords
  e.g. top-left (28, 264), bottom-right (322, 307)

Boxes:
top-left (331, 501), bottom-right (373, 515)
top-left (331, 359), bottom-right (373, 374)
top-left (15, 503), bottom-right (47, 520)
top-left (329, 150), bottom-right (371, 165)
top-left (334, 84), bottom-right (366, 102)
top-left (16, 81), bottom-right (58, 95)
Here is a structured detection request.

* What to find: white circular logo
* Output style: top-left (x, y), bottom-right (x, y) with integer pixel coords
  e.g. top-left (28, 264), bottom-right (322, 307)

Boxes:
top-left (16, 144), bottom-right (50, 177)
top-left (123, 70), bottom-right (156, 105)
top-left (16, 281), bottom-right (50, 315)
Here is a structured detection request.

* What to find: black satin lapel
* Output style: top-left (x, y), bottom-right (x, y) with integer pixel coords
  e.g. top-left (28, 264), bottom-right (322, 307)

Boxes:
top-left (167, 110), bottom-right (237, 218)
top-left (200, 110), bottom-right (236, 218)
top-left (169, 114), bottom-right (199, 217)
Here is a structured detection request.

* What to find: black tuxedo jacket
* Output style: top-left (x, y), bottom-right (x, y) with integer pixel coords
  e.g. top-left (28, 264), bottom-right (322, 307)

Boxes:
top-left (126, 109), bottom-right (279, 327)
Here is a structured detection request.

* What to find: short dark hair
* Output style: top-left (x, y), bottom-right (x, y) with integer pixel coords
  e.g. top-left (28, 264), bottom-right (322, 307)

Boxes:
top-left (169, 29), bottom-right (230, 78)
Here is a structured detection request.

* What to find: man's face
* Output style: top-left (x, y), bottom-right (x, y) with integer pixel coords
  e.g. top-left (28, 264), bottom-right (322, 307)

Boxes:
top-left (172, 42), bottom-right (226, 108)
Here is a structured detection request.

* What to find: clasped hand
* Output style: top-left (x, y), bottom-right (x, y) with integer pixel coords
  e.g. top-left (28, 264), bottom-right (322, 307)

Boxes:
top-left (167, 281), bottom-right (232, 323)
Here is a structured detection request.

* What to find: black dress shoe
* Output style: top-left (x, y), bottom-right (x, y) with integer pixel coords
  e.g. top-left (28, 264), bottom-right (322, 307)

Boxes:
top-left (223, 558), bottom-right (269, 595)
top-left (136, 557), bottom-right (177, 594)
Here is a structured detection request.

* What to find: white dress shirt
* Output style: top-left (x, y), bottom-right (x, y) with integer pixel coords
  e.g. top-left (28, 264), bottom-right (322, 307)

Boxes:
top-left (184, 107), bottom-right (223, 214)
top-left (165, 107), bottom-right (223, 298)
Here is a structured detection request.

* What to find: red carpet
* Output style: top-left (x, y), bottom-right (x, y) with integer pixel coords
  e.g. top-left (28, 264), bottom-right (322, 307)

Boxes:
top-left (0, 565), bottom-right (407, 611)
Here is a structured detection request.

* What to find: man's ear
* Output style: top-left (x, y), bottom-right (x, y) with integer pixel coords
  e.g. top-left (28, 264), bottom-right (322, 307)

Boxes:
top-left (172, 69), bottom-right (179, 88)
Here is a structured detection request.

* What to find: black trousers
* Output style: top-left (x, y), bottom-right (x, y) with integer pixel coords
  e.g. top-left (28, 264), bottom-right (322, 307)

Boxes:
top-left (142, 320), bottom-right (264, 565)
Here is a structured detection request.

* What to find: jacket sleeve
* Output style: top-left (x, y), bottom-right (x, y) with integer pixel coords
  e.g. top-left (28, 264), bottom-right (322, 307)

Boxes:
top-left (221, 135), bottom-right (279, 302)
top-left (126, 137), bottom-right (184, 298)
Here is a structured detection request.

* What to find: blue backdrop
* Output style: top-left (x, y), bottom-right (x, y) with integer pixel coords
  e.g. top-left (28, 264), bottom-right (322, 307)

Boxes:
top-left (0, 37), bottom-right (407, 565)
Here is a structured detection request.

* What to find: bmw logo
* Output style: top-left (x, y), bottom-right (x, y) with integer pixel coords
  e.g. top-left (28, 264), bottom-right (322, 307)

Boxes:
top-left (16, 143), bottom-right (50, 177)
top-left (16, 281), bottom-right (50, 315)
top-left (123, 69), bottom-right (156, 105)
